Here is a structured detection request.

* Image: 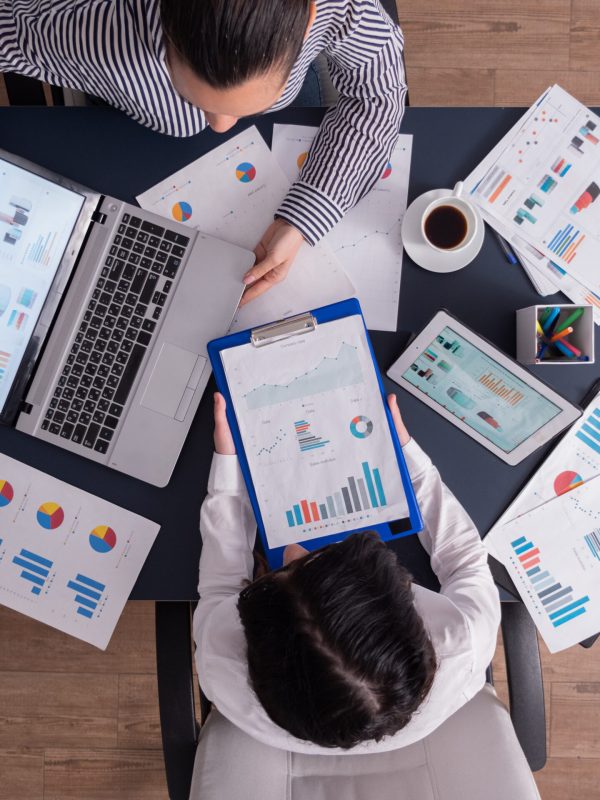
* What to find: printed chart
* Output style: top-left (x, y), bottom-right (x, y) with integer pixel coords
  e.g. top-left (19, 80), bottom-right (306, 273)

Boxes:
top-left (271, 124), bottom-right (413, 332)
top-left (221, 315), bottom-right (410, 549)
top-left (0, 453), bottom-right (159, 649)
top-left (495, 478), bottom-right (600, 651)
top-left (137, 127), bottom-right (354, 334)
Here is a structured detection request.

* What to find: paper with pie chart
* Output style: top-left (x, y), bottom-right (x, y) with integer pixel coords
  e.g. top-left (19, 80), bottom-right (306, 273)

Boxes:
top-left (136, 126), bottom-right (354, 333)
top-left (272, 124), bottom-right (413, 332)
top-left (0, 452), bottom-right (159, 649)
top-left (486, 386), bottom-right (600, 561)
top-left (220, 315), bottom-right (410, 549)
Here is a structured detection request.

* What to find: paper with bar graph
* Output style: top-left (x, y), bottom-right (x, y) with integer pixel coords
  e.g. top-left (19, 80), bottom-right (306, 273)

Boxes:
top-left (0, 453), bottom-right (159, 649)
top-left (493, 476), bottom-right (600, 652)
top-left (486, 387), bottom-right (600, 560)
top-left (272, 124), bottom-right (412, 332)
top-left (464, 85), bottom-right (600, 310)
top-left (220, 315), bottom-right (410, 549)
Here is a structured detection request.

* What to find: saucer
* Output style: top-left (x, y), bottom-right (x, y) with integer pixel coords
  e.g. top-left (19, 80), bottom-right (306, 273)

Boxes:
top-left (401, 189), bottom-right (484, 273)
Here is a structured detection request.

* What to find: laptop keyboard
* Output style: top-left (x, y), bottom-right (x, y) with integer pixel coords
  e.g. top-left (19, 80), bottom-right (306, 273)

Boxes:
top-left (40, 213), bottom-right (190, 454)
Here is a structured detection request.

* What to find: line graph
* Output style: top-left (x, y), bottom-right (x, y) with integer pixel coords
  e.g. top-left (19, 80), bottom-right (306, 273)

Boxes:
top-left (256, 428), bottom-right (287, 456)
top-left (332, 218), bottom-right (402, 254)
top-left (243, 343), bottom-right (363, 410)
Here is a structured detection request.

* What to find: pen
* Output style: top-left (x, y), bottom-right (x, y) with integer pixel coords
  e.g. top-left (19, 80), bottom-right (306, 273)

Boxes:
top-left (538, 307), bottom-right (553, 326)
top-left (494, 232), bottom-right (518, 265)
top-left (554, 339), bottom-right (581, 358)
top-left (550, 326), bottom-right (573, 342)
top-left (536, 320), bottom-right (544, 337)
top-left (554, 307), bottom-right (585, 335)
top-left (543, 307), bottom-right (561, 335)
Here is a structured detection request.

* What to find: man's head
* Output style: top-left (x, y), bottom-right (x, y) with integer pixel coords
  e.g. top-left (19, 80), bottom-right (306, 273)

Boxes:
top-left (160, 0), bottom-right (315, 132)
top-left (237, 532), bottom-right (437, 749)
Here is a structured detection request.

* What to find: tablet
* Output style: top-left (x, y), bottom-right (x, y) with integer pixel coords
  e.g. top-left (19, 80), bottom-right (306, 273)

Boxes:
top-left (387, 310), bottom-right (582, 465)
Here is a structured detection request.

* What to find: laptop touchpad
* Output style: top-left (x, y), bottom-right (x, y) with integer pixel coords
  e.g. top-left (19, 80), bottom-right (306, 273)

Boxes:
top-left (141, 343), bottom-right (201, 418)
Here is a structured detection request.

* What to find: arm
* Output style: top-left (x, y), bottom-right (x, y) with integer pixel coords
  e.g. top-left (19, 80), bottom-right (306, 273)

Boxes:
top-left (277, 0), bottom-right (407, 245)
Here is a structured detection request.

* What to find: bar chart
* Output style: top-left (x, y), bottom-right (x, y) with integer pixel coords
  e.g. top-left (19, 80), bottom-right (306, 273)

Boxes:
top-left (478, 373), bottom-right (524, 406)
top-left (584, 531), bottom-right (600, 562)
top-left (294, 419), bottom-right (329, 453)
top-left (27, 232), bottom-right (57, 267)
top-left (67, 573), bottom-right (106, 619)
top-left (285, 461), bottom-right (387, 528)
top-left (547, 224), bottom-right (586, 263)
top-left (511, 536), bottom-right (590, 628)
top-left (575, 408), bottom-right (600, 455)
top-left (12, 548), bottom-right (53, 595)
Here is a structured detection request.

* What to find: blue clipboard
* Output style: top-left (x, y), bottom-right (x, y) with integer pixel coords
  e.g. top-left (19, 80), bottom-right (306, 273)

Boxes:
top-left (208, 298), bottom-right (423, 568)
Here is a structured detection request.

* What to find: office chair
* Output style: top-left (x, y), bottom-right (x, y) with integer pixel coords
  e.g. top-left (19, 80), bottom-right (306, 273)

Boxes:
top-left (155, 598), bottom-right (546, 800)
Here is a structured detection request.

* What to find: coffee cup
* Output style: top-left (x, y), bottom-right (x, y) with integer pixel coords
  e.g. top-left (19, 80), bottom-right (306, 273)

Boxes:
top-left (421, 182), bottom-right (479, 253)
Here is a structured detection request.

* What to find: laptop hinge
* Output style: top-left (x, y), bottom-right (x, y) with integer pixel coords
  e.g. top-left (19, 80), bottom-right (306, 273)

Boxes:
top-left (19, 401), bottom-right (33, 415)
top-left (91, 210), bottom-right (107, 225)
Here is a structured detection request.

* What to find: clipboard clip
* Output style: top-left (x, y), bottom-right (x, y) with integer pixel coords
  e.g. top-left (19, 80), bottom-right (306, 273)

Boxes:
top-left (250, 312), bottom-right (317, 347)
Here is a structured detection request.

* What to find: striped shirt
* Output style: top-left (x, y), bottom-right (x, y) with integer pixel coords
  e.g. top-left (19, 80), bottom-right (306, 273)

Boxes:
top-left (0, 0), bottom-right (407, 245)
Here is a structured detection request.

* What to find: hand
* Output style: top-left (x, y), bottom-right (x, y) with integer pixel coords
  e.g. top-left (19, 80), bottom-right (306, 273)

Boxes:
top-left (387, 393), bottom-right (410, 447)
top-left (213, 392), bottom-right (236, 455)
top-left (239, 219), bottom-right (305, 306)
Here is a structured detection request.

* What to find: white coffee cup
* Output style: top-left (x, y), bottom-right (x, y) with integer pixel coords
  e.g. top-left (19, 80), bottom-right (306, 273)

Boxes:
top-left (421, 182), bottom-right (479, 253)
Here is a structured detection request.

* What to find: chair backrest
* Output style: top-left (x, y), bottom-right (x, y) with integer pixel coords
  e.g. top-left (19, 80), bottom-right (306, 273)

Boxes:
top-left (188, 685), bottom-right (541, 800)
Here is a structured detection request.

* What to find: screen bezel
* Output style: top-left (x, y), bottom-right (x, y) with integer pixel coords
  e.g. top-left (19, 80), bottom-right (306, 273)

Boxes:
top-left (387, 309), bottom-right (582, 465)
top-left (0, 148), bottom-right (102, 425)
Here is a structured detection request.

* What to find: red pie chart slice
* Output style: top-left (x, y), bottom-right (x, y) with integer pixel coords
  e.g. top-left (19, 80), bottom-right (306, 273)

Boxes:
top-left (553, 470), bottom-right (583, 496)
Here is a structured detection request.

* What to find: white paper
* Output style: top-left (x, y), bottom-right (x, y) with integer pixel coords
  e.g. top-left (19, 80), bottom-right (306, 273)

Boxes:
top-left (464, 85), bottom-right (600, 301)
top-left (493, 477), bottom-right (600, 652)
top-left (272, 124), bottom-right (413, 332)
top-left (0, 454), bottom-right (159, 649)
top-left (220, 315), bottom-right (410, 549)
top-left (136, 126), bottom-right (354, 332)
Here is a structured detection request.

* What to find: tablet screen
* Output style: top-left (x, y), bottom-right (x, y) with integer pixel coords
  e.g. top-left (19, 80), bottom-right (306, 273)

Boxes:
top-left (402, 326), bottom-right (562, 453)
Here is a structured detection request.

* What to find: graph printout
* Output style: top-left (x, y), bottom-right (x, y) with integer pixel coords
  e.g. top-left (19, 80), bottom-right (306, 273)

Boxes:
top-left (492, 477), bottom-right (600, 652)
top-left (486, 388), bottom-right (600, 560)
top-left (272, 125), bottom-right (412, 332)
top-left (400, 326), bottom-right (561, 453)
top-left (136, 127), bottom-right (354, 332)
top-left (464, 85), bottom-right (600, 297)
top-left (0, 453), bottom-right (159, 649)
top-left (220, 316), bottom-right (410, 549)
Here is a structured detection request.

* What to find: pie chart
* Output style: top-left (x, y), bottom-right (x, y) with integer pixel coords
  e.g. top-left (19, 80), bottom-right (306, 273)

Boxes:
top-left (172, 201), bottom-right (192, 222)
top-left (381, 161), bottom-right (392, 180)
top-left (89, 525), bottom-right (117, 553)
top-left (297, 151), bottom-right (308, 170)
top-left (37, 502), bottom-right (64, 530)
top-left (350, 415), bottom-right (374, 439)
top-left (236, 162), bottom-right (256, 183)
top-left (553, 470), bottom-right (584, 496)
top-left (0, 480), bottom-right (13, 507)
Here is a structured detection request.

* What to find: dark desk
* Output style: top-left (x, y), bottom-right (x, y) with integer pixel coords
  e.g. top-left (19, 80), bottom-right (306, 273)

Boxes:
top-left (1, 106), bottom-right (599, 598)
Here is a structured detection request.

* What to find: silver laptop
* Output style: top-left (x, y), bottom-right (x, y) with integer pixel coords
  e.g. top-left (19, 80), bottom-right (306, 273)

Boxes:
top-left (0, 148), bottom-right (253, 486)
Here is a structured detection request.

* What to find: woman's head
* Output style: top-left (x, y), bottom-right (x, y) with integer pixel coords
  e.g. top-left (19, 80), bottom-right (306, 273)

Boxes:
top-left (237, 532), bottom-right (437, 749)
top-left (161, 0), bottom-right (315, 132)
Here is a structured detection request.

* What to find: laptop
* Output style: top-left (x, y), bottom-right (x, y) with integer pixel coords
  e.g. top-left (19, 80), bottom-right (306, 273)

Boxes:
top-left (0, 148), bottom-right (254, 486)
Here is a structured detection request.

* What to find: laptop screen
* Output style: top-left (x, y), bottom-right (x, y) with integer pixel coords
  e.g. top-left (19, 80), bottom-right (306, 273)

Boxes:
top-left (0, 158), bottom-right (85, 411)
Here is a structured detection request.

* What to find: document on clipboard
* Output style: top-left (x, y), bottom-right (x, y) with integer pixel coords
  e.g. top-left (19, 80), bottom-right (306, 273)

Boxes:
top-left (209, 300), bottom-right (421, 556)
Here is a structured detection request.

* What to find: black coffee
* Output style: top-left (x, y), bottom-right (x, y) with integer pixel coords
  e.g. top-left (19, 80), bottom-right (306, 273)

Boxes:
top-left (424, 205), bottom-right (468, 249)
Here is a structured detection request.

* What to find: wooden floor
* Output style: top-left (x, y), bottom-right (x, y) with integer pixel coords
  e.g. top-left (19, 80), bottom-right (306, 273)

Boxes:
top-left (2, 1), bottom-right (600, 798)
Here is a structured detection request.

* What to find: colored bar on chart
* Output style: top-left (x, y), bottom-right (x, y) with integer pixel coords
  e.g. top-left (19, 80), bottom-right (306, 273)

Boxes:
top-left (310, 502), bottom-right (320, 521)
top-left (75, 573), bottom-right (105, 592)
top-left (357, 478), bottom-right (370, 510)
top-left (12, 556), bottom-right (49, 576)
top-left (21, 571), bottom-right (45, 586)
top-left (341, 487), bottom-right (353, 513)
top-left (67, 581), bottom-right (102, 600)
top-left (546, 595), bottom-right (573, 613)
top-left (286, 510), bottom-right (295, 528)
top-left (542, 586), bottom-right (572, 605)
top-left (334, 492), bottom-right (345, 516)
top-left (549, 596), bottom-right (590, 621)
top-left (362, 462), bottom-right (379, 508)
top-left (300, 500), bottom-right (311, 523)
top-left (526, 566), bottom-right (541, 577)
top-left (538, 582), bottom-right (562, 599)
top-left (576, 430), bottom-right (600, 454)
top-left (531, 570), bottom-right (550, 584)
top-left (78, 607), bottom-right (94, 618)
top-left (553, 607), bottom-right (587, 627)
top-left (535, 578), bottom-right (556, 592)
top-left (373, 468), bottom-right (387, 506)
top-left (75, 594), bottom-right (97, 609)
top-left (21, 548), bottom-right (53, 568)
top-left (348, 477), bottom-right (361, 511)
top-left (326, 496), bottom-right (336, 518)
top-left (293, 504), bottom-right (303, 525)
top-left (519, 548), bottom-right (540, 562)
top-left (489, 174), bottom-right (511, 203)
top-left (522, 557), bottom-right (540, 569)
top-left (511, 536), bottom-right (527, 547)
top-left (319, 504), bottom-right (328, 520)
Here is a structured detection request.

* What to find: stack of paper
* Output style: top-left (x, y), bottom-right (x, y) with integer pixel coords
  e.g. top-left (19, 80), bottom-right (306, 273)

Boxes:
top-left (464, 85), bottom-right (600, 322)
top-left (485, 387), bottom-right (600, 651)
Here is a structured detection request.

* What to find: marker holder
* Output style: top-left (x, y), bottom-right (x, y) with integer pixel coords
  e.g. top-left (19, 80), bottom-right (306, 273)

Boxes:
top-left (516, 304), bottom-right (594, 365)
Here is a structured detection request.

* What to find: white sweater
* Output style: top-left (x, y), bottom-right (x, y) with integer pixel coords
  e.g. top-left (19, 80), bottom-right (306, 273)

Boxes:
top-left (193, 438), bottom-right (501, 755)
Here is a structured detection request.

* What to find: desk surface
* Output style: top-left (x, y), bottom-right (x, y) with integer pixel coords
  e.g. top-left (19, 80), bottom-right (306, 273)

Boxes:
top-left (1, 105), bottom-right (598, 599)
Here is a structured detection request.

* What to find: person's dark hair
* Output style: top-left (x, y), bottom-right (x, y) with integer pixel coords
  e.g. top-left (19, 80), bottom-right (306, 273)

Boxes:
top-left (237, 532), bottom-right (437, 749)
top-left (160, 0), bottom-right (311, 88)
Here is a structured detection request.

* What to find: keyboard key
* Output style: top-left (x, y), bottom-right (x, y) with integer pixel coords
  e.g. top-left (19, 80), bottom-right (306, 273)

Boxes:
top-left (114, 292), bottom-right (126, 305)
top-left (106, 340), bottom-right (119, 354)
top-left (66, 410), bottom-right (79, 424)
top-left (129, 216), bottom-right (141, 228)
top-left (144, 246), bottom-right (156, 259)
top-left (67, 376), bottom-right (78, 389)
top-left (107, 375), bottom-right (119, 389)
top-left (62, 388), bottom-right (74, 401)
top-left (95, 303), bottom-right (108, 318)
top-left (98, 399), bottom-right (110, 412)
top-left (159, 240), bottom-right (172, 253)
top-left (128, 253), bottom-right (141, 266)
top-left (105, 315), bottom-right (117, 329)
top-left (153, 306), bottom-right (162, 321)
top-left (135, 302), bottom-right (147, 316)
top-left (130, 315), bottom-right (142, 329)
top-left (109, 259), bottom-right (124, 281)
top-left (137, 231), bottom-right (149, 243)
top-left (94, 339), bottom-right (107, 353)
top-left (163, 256), bottom-right (181, 278)
top-left (111, 328), bottom-right (124, 342)
top-left (60, 422), bottom-right (74, 439)
top-left (50, 397), bottom-right (59, 409)
top-left (125, 228), bottom-right (137, 241)
top-left (117, 248), bottom-right (128, 260)
top-left (89, 388), bottom-right (101, 401)
top-left (111, 362), bottom-right (124, 376)
top-left (83, 424), bottom-right (101, 448)
top-left (93, 410), bottom-right (105, 424)
top-left (93, 376), bottom-right (105, 390)
top-left (102, 352), bottom-right (115, 366)
top-left (123, 263), bottom-right (136, 281)
top-left (141, 257), bottom-right (152, 270)
top-left (49, 423), bottom-right (62, 435)
top-left (101, 265), bottom-right (110, 277)
top-left (85, 328), bottom-right (97, 341)
top-left (41, 420), bottom-right (49, 431)
top-left (105, 256), bottom-right (114, 267)
top-left (54, 411), bottom-right (65, 425)
top-left (131, 268), bottom-right (146, 294)
top-left (85, 363), bottom-right (97, 376)
top-left (58, 375), bottom-right (67, 388)
top-left (99, 327), bottom-right (111, 341)
top-left (133, 242), bottom-right (145, 255)
top-left (121, 339), bottom-right (134, 353)
top-left (116, 317), bottom-right (128, 331)
top-left (84, 400), bottom-right (96, 414)
top-left (163, 280), bottom-right (173, 293)
top-left (149, 236), bottom-right (161, 248)
top-left (72, 398), bottom-right (84, 412)
top-left (104, 280), bottom-right (117, 293)
top-left (140, 272), bottom-right (158, 304)
top-left (109, 245), bottom-right (118, 256)
top-left (126, 293), bottom-right (137, 307)
top-left (79, 411), bottom-right (92, 425)
top-left (99, 427), bottom-right (114, 442)
top-left (71, 424), bottom-right (86, 444)
top-left (97, 364), bottom-right (110, 377)
top-left (90, 351), bottom-right (102, 364)
top-left (99, 292), bottom-right (111, 306)
top-left (120, 215), bottom-right (129, 226)
top-left (94, 439), bottom-right (109, 453)
top-left (164, 230), bottom-right (190, 246)
top-left (137, 331), bottom-right (152, 346)
top-left (108, 403), bottom-right (122, 418)
top-left (114, 343), bottom-right (145, 405)
top-left (172, 245), bottom-right (185, 258)
top-left (121, 305), bottom-right (133, 319)
top-left (156, 251), bottom-right (168, 264)
top-left (58, 399), bottom-right (70, 412)
top-left (141, 220), bottom-right (165, 236)
top-left (104, 414), bottom-right (120, 429)
top-left (102, 386), bottom-right (114, 400)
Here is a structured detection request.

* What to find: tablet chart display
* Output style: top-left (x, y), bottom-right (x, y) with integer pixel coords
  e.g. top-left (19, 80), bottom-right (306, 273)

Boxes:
top-left (221, 316), bottom-right (409, 549)
top-left (402, 326), bottom-right (561, 452)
